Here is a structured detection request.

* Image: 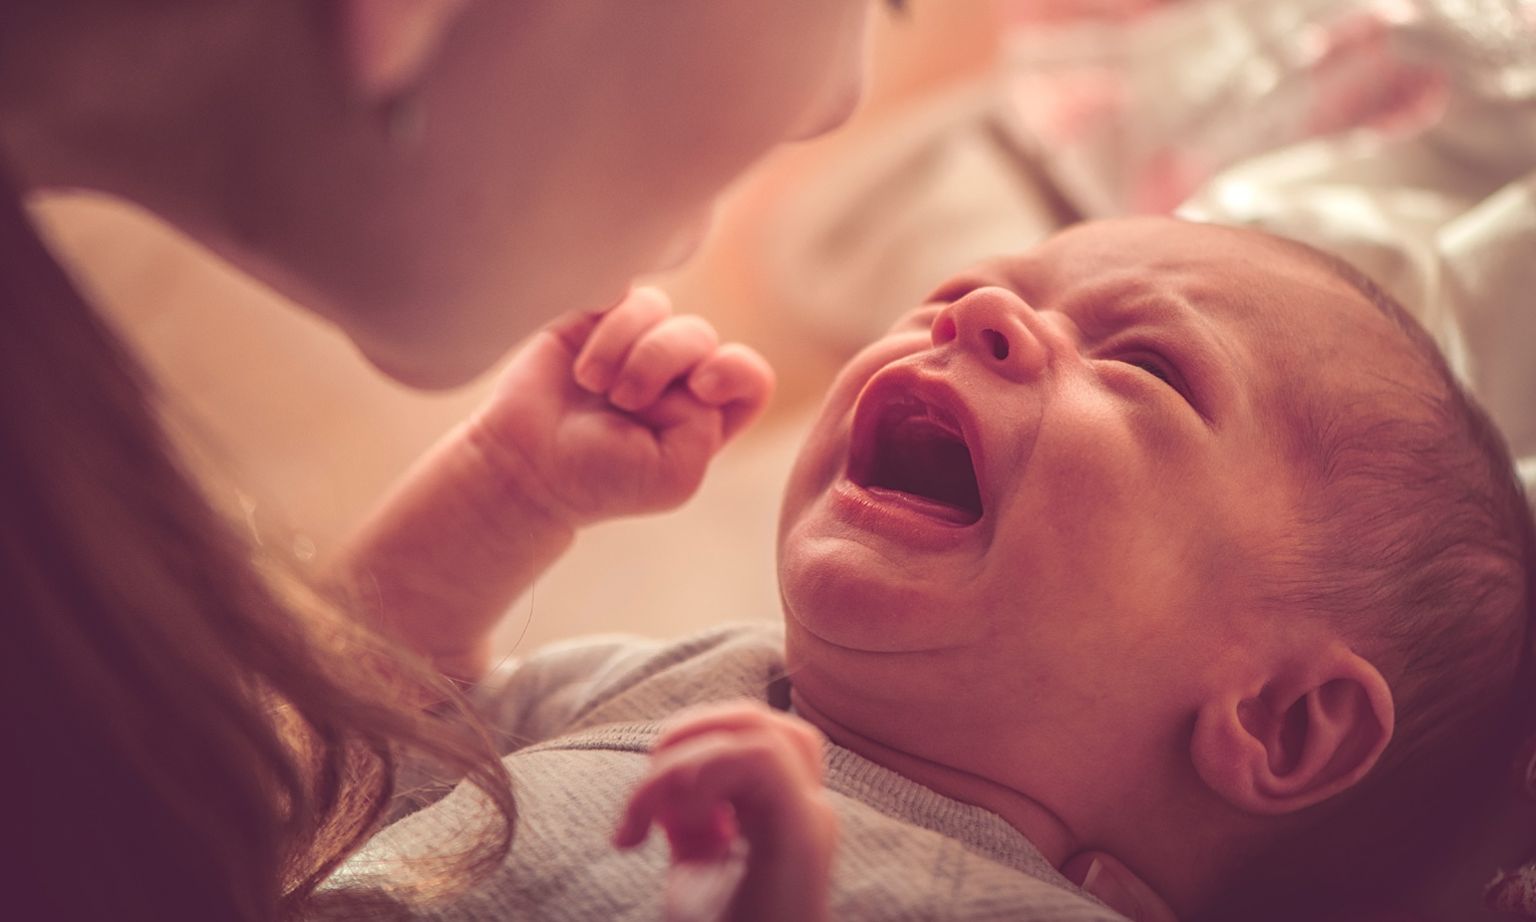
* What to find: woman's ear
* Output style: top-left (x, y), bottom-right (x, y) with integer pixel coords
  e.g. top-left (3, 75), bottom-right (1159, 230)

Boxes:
top-left (334, 0), bottom-right (471, 98)
top-left (1191, 645), bottom-right (1394, 815)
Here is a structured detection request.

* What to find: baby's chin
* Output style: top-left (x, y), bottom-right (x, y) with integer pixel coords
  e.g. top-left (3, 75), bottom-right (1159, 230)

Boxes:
top-left (778, 540), bottom-right (986, 656)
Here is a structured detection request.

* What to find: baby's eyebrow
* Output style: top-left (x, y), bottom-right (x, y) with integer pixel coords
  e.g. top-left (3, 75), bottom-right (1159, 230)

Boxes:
top-left (1067, 283), bottom-right (1209, 341)
top-left (1073, 286), bottom-right (1240, 421)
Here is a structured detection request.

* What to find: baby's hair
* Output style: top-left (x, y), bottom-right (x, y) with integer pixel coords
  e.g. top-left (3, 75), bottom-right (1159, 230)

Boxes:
top-left (1200, 237), bottom-right (1536, 920)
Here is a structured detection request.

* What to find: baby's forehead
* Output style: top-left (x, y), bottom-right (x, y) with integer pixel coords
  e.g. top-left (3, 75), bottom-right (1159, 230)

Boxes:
top-left (977, 220), bottom-right (1404, 358)
top-left (990, 219), bottom-right (1339, 305)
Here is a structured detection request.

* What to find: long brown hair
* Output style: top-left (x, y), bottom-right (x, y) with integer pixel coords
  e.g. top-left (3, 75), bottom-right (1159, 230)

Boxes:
top-left (1, 172), bottom-right (514, 919)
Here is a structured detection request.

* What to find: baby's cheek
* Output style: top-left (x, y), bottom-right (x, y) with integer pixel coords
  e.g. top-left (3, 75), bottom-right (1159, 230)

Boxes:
top-left (1040, 403), bottom-right (1148, 501)
top-left (780, 414), bottom-right (853, 529)
top-left (1182, 470), bottom-right (1296, 615)
top-left (1035, 431), bottom-right (1201, 570)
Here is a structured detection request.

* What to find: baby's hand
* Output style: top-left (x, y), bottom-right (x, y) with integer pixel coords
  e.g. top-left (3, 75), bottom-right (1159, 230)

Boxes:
top-left (473, 288), bottom-right (774, 529)
top-left (614, 701), bottom-right (839, 922)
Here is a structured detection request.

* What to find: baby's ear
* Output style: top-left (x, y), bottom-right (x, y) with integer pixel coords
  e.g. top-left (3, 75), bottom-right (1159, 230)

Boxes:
top-left (334, 0), bottom-right (470, 99)
top-left (1191, 645), bottom-right (1394, 815)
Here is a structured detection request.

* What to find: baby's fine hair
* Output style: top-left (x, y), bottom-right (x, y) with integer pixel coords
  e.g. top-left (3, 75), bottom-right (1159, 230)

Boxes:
top-left (1201, 239), bottom-right (1536, 920)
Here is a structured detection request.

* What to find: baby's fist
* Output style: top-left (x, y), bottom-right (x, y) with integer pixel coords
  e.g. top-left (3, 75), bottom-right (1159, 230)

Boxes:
top-left (473, 289), bottom-right (775, 529)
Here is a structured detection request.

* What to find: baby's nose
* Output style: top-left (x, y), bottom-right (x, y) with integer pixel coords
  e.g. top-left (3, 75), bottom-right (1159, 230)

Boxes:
top-left (930, 287), bottom-right (1049, 383)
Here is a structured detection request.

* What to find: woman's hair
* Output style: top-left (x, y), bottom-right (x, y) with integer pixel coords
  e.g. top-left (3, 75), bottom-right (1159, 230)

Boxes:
top-left (1, 174), bottom-right (514, 919)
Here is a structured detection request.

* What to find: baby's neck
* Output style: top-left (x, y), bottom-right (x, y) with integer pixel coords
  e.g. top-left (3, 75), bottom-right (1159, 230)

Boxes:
top-left (789, 687), bottom-right (1078, 867)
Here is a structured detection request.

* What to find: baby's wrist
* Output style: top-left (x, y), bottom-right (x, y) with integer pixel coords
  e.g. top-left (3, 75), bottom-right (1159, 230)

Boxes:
top-left (458, 417), bottom-right (585, 542)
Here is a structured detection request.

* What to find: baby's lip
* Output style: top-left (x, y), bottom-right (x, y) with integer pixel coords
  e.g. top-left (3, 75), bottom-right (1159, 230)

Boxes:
top-left (846, 367), bottom-right (987, 526)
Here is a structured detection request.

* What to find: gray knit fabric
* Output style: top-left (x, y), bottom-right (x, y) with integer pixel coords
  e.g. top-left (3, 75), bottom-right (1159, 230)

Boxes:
top-left (329, 625), bottom-right (1127, 921)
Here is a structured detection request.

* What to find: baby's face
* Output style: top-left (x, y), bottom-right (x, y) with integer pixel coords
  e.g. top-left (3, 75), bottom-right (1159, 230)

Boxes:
top-left (778, 218), bottom-right (1409, 775)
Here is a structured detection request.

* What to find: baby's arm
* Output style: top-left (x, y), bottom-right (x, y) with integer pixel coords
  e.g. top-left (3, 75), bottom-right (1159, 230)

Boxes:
top-left (328, 289), bottom-right (773, 681)
top-left (615, 702), bottom-right (839, 922)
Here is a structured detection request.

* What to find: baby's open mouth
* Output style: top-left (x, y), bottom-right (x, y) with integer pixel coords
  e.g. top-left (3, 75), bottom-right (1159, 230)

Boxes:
top-left (849, 395), bottom-right (983, 526)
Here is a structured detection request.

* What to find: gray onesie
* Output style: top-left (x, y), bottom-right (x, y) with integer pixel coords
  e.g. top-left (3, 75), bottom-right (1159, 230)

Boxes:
top-left (328, 625), bottom-right (1127, 921)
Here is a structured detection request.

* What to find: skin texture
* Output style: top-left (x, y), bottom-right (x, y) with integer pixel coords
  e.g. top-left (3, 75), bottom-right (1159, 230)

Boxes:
top-left (0, 0), bottom-right (877, 386)
top-left (777, 217), bottom-right (1407, 914)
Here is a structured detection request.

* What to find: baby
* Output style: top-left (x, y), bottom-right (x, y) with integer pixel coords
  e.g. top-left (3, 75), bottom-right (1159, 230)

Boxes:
top-left (332, 217), bottom-right (1535, 921)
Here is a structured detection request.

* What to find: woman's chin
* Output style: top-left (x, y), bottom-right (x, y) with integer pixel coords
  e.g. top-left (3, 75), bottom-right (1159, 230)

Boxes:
top-left (354, 336), bottom-right (499, 391)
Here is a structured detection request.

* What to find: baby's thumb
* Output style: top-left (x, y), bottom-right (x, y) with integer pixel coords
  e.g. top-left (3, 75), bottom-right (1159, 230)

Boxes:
top-left (1063, 852), bottom-right (1179, 922)
top-left (687, 344), bottom-right (775, 443)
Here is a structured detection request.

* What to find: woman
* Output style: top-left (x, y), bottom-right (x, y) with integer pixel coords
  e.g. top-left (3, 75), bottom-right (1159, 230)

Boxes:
top-left (1, 2), bottom-right (886, 919)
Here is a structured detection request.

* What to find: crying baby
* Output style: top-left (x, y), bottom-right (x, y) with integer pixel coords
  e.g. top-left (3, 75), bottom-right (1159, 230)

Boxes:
top-left (346, 217), bottom-right (1535, 922)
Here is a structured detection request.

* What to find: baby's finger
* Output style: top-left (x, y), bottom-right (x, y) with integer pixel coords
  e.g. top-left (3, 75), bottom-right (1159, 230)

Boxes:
top-left (614, 754), bottom-right (689, 850)
top-left (541, 307), bottom-right (607, 357)
top-left (615, 741), bottom-right (716, 850)
top-left (613, 793), bottom-right (655, 850)
top-left (659, 800), bottom-right (737, 864)
top-left (632, 390), bottom-right (725, 505)
top-left (655, 734), bottom-right (823, 847)
top-left (686, 344), bottom-right (776, 443)
top-left (617, 735), bottom-right (779, 852)
top-left (609, 315), bottom-right (719, 412)
top-left (573, 287), bottom-right (672, 393)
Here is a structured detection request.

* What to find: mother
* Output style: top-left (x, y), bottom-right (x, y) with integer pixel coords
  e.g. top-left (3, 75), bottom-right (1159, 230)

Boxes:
top-left (0, 1), bottom-right (884, 919)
